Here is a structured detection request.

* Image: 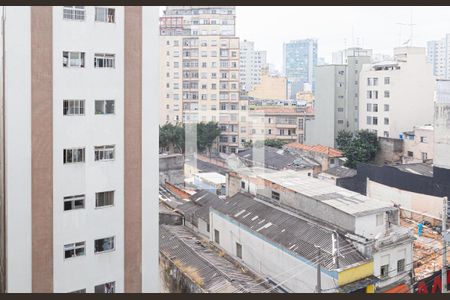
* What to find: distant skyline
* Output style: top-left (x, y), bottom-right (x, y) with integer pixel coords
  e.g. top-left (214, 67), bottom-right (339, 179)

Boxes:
top-left (235, 6), bottom-right (450, 71)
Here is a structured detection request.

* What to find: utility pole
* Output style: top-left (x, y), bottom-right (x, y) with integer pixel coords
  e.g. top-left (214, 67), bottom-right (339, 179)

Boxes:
top-left (442, 197), bottom-right (448, 293)
top-left (315, 246), bottom-right (322, 293)
top-left (332, 231), bottom-right (340, 269)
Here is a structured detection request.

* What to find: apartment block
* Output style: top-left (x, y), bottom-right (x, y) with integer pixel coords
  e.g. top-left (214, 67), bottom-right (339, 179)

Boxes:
top-left (359, 47), bottom-right (435, 139)
top-left (332, 47), bottom-right (373, 64)
top-left (0, 6), bottom-right (160, 292)
top-left (427, 33), bottom-right (450, 79)
top-left (159, 6), bottom-right (243, 154)
top-left (282, 39), bottom-right (318, 97)
top-left (305, 50), bottom-right (370, 147)
top-left (239, 39), bottom-right (267, 92)
top-left (246, 107), bottom-right (312, 144)
top-left (402, 125), bottom-right (434, 163)
top-left (248, 67), bottom-right (288, 100)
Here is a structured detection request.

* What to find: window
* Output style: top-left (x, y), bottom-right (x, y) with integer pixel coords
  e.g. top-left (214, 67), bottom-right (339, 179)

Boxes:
top-left (384, 104), bottom-right (390, 112)
top-left (64, 241), bottom-right (86, 259)
top-left (372, 117), bottom-right (378, 125)
top-left (397, 259), bottom-right (405, 273)
top-left (94, 53), bottom-right (115, 68)
top-left (63, 100), bottom-right (85, 116)
top-left (384, 131), bottom-right (389, 138)
top-left (420, 136), bottom-right (428, 143)
top-left (337, 120), bottom-right (344, 125)
top-left (94, 145), bottom-right (115, 161)
top-left (384, 90), bottom-right (390, 98)
top-left (337, 108), bottom-right (344, 112)
top-left (95, 100), bottom-right (115, 115)
top-left (366, 116), bottom-right (372, 125)
top-left (95, 282), bottom-right (115, 293)
top-left (214, 229), bottom-right (220, 244)
top-left (96, 191), bottom-right (114, 207)
top-left (64, 194), bottom-right (85, 211)
top-left (94, 237), bottom-right (115, 253)
top-left (95, 7), bottom-right (115, 23)
top-left (241, 181), bottom-right (246, 189)
top-left (236, 242), bottom-right (242, 259)
top-left (376, 213), bottom-right (384, 226)
top-left (407, 151), bottom-right (413, 157)
top-left (63, 51), bottom-right (85, 68)
top-left (384, 77), bottom-right (390, 84)
top-left (373, 104), bottom-right (378, 112)
top-left (422, 152), bottom-right (428, 161)
top-left (380, 265), bottom-right (389, 278)
top-left (271, 191), bottom-right (280, 201)
top-left (63, 6), bottom-right (85, 20)
top-left (367, 103), bottom-right (372, 112)
top-left (63, 148), bottom-right (85, 164)
top-left (384, 118), bottom-right (389, 125)
top-left (373, 78), bottom-right (379, 86)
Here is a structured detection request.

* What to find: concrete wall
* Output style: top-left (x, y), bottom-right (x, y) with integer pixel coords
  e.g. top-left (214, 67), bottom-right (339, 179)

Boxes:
top-left (367, 179), bottom-right (444, 221)
top-left (210, 210), bottom-right (338, 292)
top-left (159, 254), bottom-right (204, 293)
top-left (159, 154), bottom-right (184, 185)
top-left (375, 137), bottom-right (404, 164)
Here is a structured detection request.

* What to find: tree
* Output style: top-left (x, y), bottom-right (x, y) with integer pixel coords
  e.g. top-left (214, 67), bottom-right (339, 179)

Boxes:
top-left (197, 121), bottom-right (221, 156)
top-left (258, 139), bottom-right (290, 149)
top-left (336, 129), bottom-right (379, 169)
top-left (159, 122), bottom-right (185, 154)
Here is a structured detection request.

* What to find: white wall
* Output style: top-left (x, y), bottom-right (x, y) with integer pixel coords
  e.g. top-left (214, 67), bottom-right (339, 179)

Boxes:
top-left (4, 6), bottom-right (32, 293)
top-left (210, 210), bottom-right (338, 293)
top-left (142, 5), bottom-right (161, 293)
top-left (354, 214), bottom-right (386, 239)
top-left (52, 6), bottom-right (125, 292)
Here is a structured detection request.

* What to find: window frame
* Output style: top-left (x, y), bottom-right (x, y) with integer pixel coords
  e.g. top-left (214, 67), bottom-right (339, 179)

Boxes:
top-left (95, 100), bottom-right (115, 115)
top-left (64, 194), bottom-right (86, 211)
top-left (64, 241), bottom-right (86, 259)
top-left (271, 191), bottom-right (280, 201)
top-left (63, 99), bottom-right (85, 116)
top-left (94, 236), bottom-right (116, 254)
top-left (95, 7), bottom-right (116, 23)
top-left (236, 242), bottom-right (242, 259)
top-left (94, 53), bottom-right (116, 69)
top-left (63, 147), bottom-right (86, 164)
top-left (63, 51), bottom-right (85, 68)
top-left (94, 145), bottom-right (115, 162)
top-left (63, 6), bottom-right (86, 21)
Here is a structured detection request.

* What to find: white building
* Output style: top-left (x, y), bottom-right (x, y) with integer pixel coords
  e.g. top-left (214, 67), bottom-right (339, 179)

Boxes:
top-left (427, 33), bottom-right (450, 79)
top-left (434, 79), bottom-right (450, 169)
top-left (0, 6), bottom-right (160, 293)
top-left (332, 47), bottom-right (373, 65)
top-left (359, 47), bottom-right (436, 139)
top-left (402, 125), bottom-right (434, 163)
top-left (240, 39), bottom-right (267, 92)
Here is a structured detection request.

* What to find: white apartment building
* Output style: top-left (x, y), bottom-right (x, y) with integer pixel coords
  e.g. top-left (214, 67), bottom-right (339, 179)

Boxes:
top-left (0, 6), bottom-right (160, 293)
top-left (159, 6), bottom-right (246, 154)
top-left (359, 47), bottom-right (435, 139)
top-left (239, 39), bottom-right (267, 92)
top-left (427, 33), bottom-right (450, 79)
top-left (332, 47), bottom-right (373, 64)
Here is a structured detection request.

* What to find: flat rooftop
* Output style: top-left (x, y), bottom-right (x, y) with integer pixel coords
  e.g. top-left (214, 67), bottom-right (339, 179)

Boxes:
top-left (194, 172), bottom-right (226, 184)
top-left (257, 170), bottom-right (395, 217)
top-left (391, 163), bottom-right (434, 177)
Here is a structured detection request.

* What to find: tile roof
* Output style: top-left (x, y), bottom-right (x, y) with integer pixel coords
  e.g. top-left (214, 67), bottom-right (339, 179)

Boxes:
top-left (284, 143), bottom-right (343, 158)
top-left (160, 225), bottom-right (275, 293)
top-left (212, 193), bottom-right (368, 270)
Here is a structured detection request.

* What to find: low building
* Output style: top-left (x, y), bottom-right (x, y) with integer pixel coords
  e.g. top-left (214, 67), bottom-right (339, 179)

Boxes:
top-left (236, 146), bottom-right (321, 174)
top-left (284, 142), bottom-right (344, 171)
top-left (402, 125), bottom-right (434, 164)
top-left (248, 67), bottom-right (288, 100)
top-left (184, 156), bottom-right (229, 178)
top-left (318, 166), bottom-right (357, 184)
top-left (193, 172), bottom-right (226, 196)
top-left (210, 192), bottom-right (378, 293)
top-left (226, 168), bottom-right (415, 292)
top-left (247, 107), bottom-right (312, 144)
top-left (159, 153), bottom-right (185, 185)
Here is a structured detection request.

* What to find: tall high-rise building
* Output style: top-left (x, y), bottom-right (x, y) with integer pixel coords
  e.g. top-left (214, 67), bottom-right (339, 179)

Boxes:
top-left (0, 6), bottom-right (160, 293)
top-left (359, 47), bottom-right (435, 139)
top-left (305, 50), bottom-right (371, 147)
top-left (239, 39), bottom-right (267, 92)
top-left (282, 39), bottom-right (317, 97)
top-left (427, 33), bottom-right (450, 79)
top-left (160, 6), bottom-right (247, 153)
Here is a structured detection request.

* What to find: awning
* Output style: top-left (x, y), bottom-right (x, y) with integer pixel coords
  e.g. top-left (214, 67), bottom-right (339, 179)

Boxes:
top-left (384, 283), bottom-right (411, 293)
top-left (339, 276), bottom-right (380, 293)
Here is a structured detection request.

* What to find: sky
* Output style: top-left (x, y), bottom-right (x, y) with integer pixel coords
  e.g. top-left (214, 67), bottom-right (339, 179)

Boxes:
top-left (235, 6), bottom-right (450, 71)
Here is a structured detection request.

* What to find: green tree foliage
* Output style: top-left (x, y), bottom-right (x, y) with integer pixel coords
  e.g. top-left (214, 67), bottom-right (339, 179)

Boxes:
top-left (253, 139), bottom-right (290, 149)
top-left (336, 129), bottom-right (379, 169)
top-left (159, 121), bottom-right (221, 155)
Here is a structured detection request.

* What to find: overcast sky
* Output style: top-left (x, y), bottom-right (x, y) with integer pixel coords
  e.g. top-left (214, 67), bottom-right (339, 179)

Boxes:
top-left (235, 6), bottom-right (450, 71)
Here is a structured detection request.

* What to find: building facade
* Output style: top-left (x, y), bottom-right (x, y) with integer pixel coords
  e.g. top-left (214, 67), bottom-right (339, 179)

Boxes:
top-left (0, 6), bottom-right (160, 293)
top-left (282, 39), bottom-right (318, 97)
top-left (359, 47), bottom-right (435, 139)
top-left (427, 34), bottom-right (450, 79)
top-left (239, 39), bottom-right (267, 92)
top-left (332, 47), bottom-right (373, 65)
top-left (305, 51), bottom-right (371, 148)
top-left (402, 125), bottom-right (434, 164)
top-left (159, 6), bottom-right (246, 154)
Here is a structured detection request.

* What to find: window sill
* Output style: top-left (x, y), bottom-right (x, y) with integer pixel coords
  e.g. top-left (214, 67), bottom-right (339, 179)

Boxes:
top-left (95, 204), bottom-right (115, 210)
top-left (94, 249), bottom-right (116, 255)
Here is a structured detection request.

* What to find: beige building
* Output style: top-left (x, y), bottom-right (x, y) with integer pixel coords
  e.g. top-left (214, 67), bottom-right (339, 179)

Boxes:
top-left (402, 125), bottom-right (434, 163)
top-left (248, 68), bottom-right (287, 100)
top-left (246, 107), bottom-right (312, 144)
top-left (159, 6), bottom-right (244, 153)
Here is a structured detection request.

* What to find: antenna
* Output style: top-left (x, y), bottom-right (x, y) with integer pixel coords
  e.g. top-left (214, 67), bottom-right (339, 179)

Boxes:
top-left (396, 8), bottom-right (415, 47)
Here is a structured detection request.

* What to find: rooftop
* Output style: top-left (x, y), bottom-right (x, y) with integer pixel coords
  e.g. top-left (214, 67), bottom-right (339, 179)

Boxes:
top-left (177, 190), bottom-right (222, 223)
top-left (257, 170), bottom-right (395, 217)
top-left (391, 163), bottom-right (434, 177)
top-left (237, 146), bottom-right (320, 170)
top-left (212, 193), bottom-right (368, 270)
top-left (185, 157), bottom-right (229, 175)
top-left (284, 143), bottom-right (343, 158)
top-left (194, 172), bottom-right (226, 185)
top-left (323, 166), bottom-right (357, 178)
top-left (160, 225), bottom-right (273, 293)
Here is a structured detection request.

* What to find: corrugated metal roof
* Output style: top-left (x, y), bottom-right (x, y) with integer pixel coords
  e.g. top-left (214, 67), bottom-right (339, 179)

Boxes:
top-left (323, 166), bottom-right (357, 178)
top-left (177, 190), bottom-right (222, 223)
top-left (391, 163), bottom-right (434, 177)
top-left (212, 193), bottom-right (368, 271)
top-left (160, 225), bottom-right (276, 293)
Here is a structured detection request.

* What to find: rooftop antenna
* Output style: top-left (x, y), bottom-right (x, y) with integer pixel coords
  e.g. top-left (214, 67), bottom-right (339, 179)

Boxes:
top-left (396, 8), bottom-right (415, 47)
